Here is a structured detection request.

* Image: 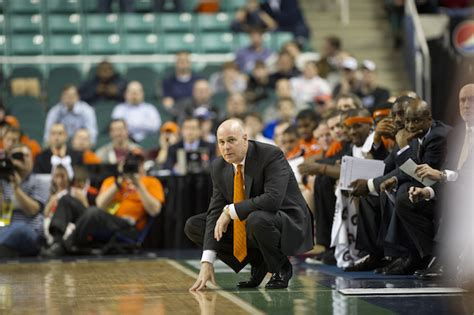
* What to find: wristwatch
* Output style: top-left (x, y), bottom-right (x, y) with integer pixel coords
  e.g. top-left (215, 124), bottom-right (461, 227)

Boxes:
top-left (440, 170), bottom-right (447, 182)
top-left (223, 205), bottom-right (230, 217)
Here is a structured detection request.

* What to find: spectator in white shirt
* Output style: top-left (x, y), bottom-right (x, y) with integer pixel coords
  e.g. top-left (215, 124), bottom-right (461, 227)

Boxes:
top-left (111, 81), bottom-right (162, 142)
top-left (290, 61), bottom-right (331, 106)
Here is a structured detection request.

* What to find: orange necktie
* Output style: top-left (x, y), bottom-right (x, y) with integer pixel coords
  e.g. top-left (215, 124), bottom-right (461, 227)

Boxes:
top-left (233, 164), bottom-right (247, 262)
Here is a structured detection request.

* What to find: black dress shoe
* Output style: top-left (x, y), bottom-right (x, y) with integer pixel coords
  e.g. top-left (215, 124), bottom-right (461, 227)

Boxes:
top-left (237, 263), bottom-right (268, 288)
top-left (265, 261), bottom-right (293, 289)
top-left (344, 254), bottom-right (385, 272)
top-left (374, 257), bottom-right (402, 274)
top-left (383, 256), bottom-right (424, 276)
top-left (321, 248), bottom-right (337, 265)
top-left (415, 257), bottom-right (443, 280)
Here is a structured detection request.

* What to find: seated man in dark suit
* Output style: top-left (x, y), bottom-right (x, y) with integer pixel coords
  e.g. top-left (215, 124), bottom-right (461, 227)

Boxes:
top-left (185, 119), bottom-right (313, 290)
top-left (163, 117), bottom-right (215, 173)
top-left (351, 98), bottom-right (451, 275)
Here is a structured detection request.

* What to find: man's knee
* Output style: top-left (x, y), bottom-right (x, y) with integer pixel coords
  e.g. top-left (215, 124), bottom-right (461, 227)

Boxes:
top-left (184, 214), bottom-right (205, 243)
top-left (246, 211), bottom-right (273, 235)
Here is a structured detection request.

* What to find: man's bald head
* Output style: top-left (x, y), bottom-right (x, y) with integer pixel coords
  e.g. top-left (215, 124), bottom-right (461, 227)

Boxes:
top-left (459, 83), bottom-right (474, 126)
top-left (217, 119), bottom-right (248, 164)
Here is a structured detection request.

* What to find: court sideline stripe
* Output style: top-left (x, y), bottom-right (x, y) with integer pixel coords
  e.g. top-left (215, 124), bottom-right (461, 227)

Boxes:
top-left (167, 260), bottom-right (265, 315)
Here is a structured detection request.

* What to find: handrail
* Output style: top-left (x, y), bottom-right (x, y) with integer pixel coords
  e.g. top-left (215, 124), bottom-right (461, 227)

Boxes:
top-left (405, 0), bottom-right (431, 105)
top-left (339, 0), bottom-right (350, 25)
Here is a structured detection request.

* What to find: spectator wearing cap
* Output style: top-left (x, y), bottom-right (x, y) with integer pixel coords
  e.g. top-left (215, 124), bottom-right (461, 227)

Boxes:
top-left (354, 60), bottom-right (390, 112)
top-left (111, 81), bottom-right (162, 142)
top-left (163, 117), bottom-right (215, 172)
top-left (146, 121), bottom-right (181, 168)
top-left (235, 28), bottom-right (274, 74)
top-left (333, 56), bottom-right (361, 97)
top-left (290, 61), bottom-right (331, 106)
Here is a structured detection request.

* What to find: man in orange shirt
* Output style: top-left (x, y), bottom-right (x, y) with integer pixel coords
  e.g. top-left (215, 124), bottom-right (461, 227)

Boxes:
top-left (43, 151), bottom-right (164, 256)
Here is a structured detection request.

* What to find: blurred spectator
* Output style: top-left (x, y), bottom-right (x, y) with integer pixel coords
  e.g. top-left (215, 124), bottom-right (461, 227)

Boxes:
top-left (111, 81), bottom-right (162, 142)
top-left (354, 60), bottom-right (390, 112)
top-left (260, 0), bottom-right (310, 43)
top-left (173, 79), bottom-right (219, 125)
top-left (294, 109), bottom-right (323, 158)
top-left (316, 36), bottom-right (345, 80)
top-left (95, 119), bottom-right (142, 164)
top-left (269, 51), bottom-right (300, 87)
top-left (280, 125), bottom-right (300, 157)
top-left (333, 56), bottom-right (361, 97)
top-left (273, 120), bottom-right (291, 147)
top-left (223, 93), bottom-right (249, 121)
top-left (245, 61), bottom-right (272, 104)
top-left (290, 61), bottom-right (331, 106)
top-left (0, 144), bottom-right (50, 257)
top-left (263, 97), bottom-right (296, 139)
top-left (98, 0), bottom-right (133, 12)
top-left (313, 120), bottom-right (332, 153)
top-left (44, 85), bottom-right (98, 145)
top-left (71, 129), bottom-right (101, 165)
top-left (1, 126), bottom-right (21, 154)
top-left (282, 40), bottom-right (319, 72)
top-left (194, 107), bottom-right (217, 144)
top-left (235, 28), bottom-right (274, 74)
top-left (163, 117), bottom-right (215, 172)
top-left (34, 123), bottom-right (83, 177)
top-left (162, 51), bottom-right (202, 110)
top-left (153, 0), bottom-right (183, 12)
top-left (335, 93), bottom-right (363, 112)
top-left (209, 61), bottom-right (247, 95)
top-left (147, 122), bottom-right (181, 168)
top-left (231, 0), bottom-right (277, 33)
top-left (79, 61), bottom-right (127, 104)
top-left (195, 0), bottom-right (220, 12)
top-left (244, 112), bottom-right (275, 145)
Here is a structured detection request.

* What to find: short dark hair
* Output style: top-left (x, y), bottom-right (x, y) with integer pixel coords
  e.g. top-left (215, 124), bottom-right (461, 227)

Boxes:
top-left (283, 125), bottom-right (299, 137)
top-left (296, 109), bottom-right (321, 124)
top-left (109, 118), bottom-right (127, 131)
top-left (326, 36), bottom-right (341, 50)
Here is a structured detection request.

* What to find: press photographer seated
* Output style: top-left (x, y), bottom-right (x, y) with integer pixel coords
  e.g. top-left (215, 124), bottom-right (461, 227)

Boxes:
top-left (42, 150), bottom-right (165, 257)
top-left (0, 144), bottom-right (50, 257)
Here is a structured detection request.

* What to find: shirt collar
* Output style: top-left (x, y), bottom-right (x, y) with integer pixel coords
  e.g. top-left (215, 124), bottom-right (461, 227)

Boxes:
top-left (466, 123), bottom-right (474, 133)
top-left (60, 102), bottom-right (80, 114)
top-left (232, 157), bottom-right (246, 172)
top-left (418, 127), bottom-right (431, 145)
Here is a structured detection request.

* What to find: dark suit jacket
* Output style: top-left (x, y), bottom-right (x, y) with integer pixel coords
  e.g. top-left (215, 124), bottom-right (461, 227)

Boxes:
top-left (373, 120), bottom-right (452, 192)
top-left (203, 140), bottom-right (313, 256)
top-left (33, 147), bottom-right (84, 174)
top-left (163, 140), bottom-right (216, 171)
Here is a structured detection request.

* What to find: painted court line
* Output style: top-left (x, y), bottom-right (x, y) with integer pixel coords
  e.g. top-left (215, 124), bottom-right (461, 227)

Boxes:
top-left (167, 260), bottom-right (265, 315)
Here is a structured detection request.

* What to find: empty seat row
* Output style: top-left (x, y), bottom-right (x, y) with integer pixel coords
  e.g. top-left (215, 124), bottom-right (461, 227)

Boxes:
top-left (2, 13), bottom-right (235, 35)
top-left (0, 32), bottom-right (293, 55)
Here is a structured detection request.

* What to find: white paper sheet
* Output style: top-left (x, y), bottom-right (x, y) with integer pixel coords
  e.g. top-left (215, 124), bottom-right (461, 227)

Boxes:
top-left (339, 156), bottom-right (385, 191)
top-left (399, 158), bottom-right (436, 187)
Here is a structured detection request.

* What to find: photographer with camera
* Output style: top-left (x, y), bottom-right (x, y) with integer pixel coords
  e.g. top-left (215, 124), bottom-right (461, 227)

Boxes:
top-left (0, 144), bottom-right (50, 257)
top-left (43, 150), bottom-right (164, 256)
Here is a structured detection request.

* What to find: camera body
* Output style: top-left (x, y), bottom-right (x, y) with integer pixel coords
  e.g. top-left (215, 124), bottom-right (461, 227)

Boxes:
top-left (121, 152), bottom-right (143, 175)
top-left (0, 152), bottom-right (24, 181)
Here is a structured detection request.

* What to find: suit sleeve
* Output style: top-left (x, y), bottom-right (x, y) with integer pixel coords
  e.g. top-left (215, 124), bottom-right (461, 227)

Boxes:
top-left (203, 166), bottom-right (228, 251)
top-left (235, 149), bottom-right (290, 219)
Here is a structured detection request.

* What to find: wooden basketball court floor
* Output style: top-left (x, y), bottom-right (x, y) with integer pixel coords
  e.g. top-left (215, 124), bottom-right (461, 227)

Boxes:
top-left (0, 252), bottom-right (472, 314)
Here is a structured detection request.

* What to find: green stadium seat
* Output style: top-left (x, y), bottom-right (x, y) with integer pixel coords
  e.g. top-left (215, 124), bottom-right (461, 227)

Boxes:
top-left (94, 101), bottom-right (117, 135)
top-left (138, 133), bottom-right (158, 150)
top-left (0, 35), bottom-right (5, 55)
top-left (199, 32), bottom-right (234, 53)
top-left (9, 14), bottom-right (43, 34)
top-left (196, 13), bottom-right (231, 32)
top-left (10, 35), bottom-right (45, 55)
top-left (272, 32), bottom-right (293, 51)
top-left (48, 14), bottom-right (81, 34)
top-left (181, 0), bottom-right (199, 12)
top-left (122, 14), bottom-right (156, 33)
top-left (134, 0), bottom-right (153, 12)
top-left (87, 34), bottom-right (122, 55)
top-left (47, 66), bottom-right (82, 104)
top-left (85, 14), bottom-right (119, 33)
top-left (125, 66), bottom-right (160, 100)
top-left (158, 13), bottom-right (193, 33)
top-left (48, 34), bottom-right (83, 55)
top-left (6, 96), bottom-right (45, 143)
top-left (220, 0), bottom-right (246, 12)
top-left (123, 33), bottom-right (160, 54)
top-left (235, 33), bottom-right (271, 50)
top-left (162, 33), bottom-right (197, 53)
top-left (0, 14), bottom-right (5, 34)
top-left (9, 66), bottom-right (43, 80)
top-left (47, 0), bottom-right (80, 13)
top-left (6, 0), bottom-right (41, 14)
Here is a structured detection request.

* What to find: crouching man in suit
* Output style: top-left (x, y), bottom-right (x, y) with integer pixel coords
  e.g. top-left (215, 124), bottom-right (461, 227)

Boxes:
top-left (185, 119), bottom-right (313, 290)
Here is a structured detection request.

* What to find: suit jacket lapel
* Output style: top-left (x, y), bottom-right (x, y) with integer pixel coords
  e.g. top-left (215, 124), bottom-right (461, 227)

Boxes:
top-left (223, 164), bottom-right (234, 201)
top-left (244, 142), bottom-right (256, 199)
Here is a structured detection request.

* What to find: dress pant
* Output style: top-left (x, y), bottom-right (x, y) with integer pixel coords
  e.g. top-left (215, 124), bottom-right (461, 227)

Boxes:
top-left (185, 211), bottom-right (287, 273)
top-left (313, 175), bottom-right (337, 247)
top-left (356, 195), bottom-right (384, 257)
top-left (49, 195), bottom-right (87, 242)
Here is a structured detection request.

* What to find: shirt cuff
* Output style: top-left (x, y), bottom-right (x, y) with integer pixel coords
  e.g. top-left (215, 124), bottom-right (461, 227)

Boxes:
top-left (367, 178), bottom-right (376, 194)
top-left (228, 204), bottom-right (239, 220)
top-left (445, 170), bottom-right (458, 182)
top-left (425, 187), bottom-right (435, 200)
top-left (201, 250), bottom-right (217, 264)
